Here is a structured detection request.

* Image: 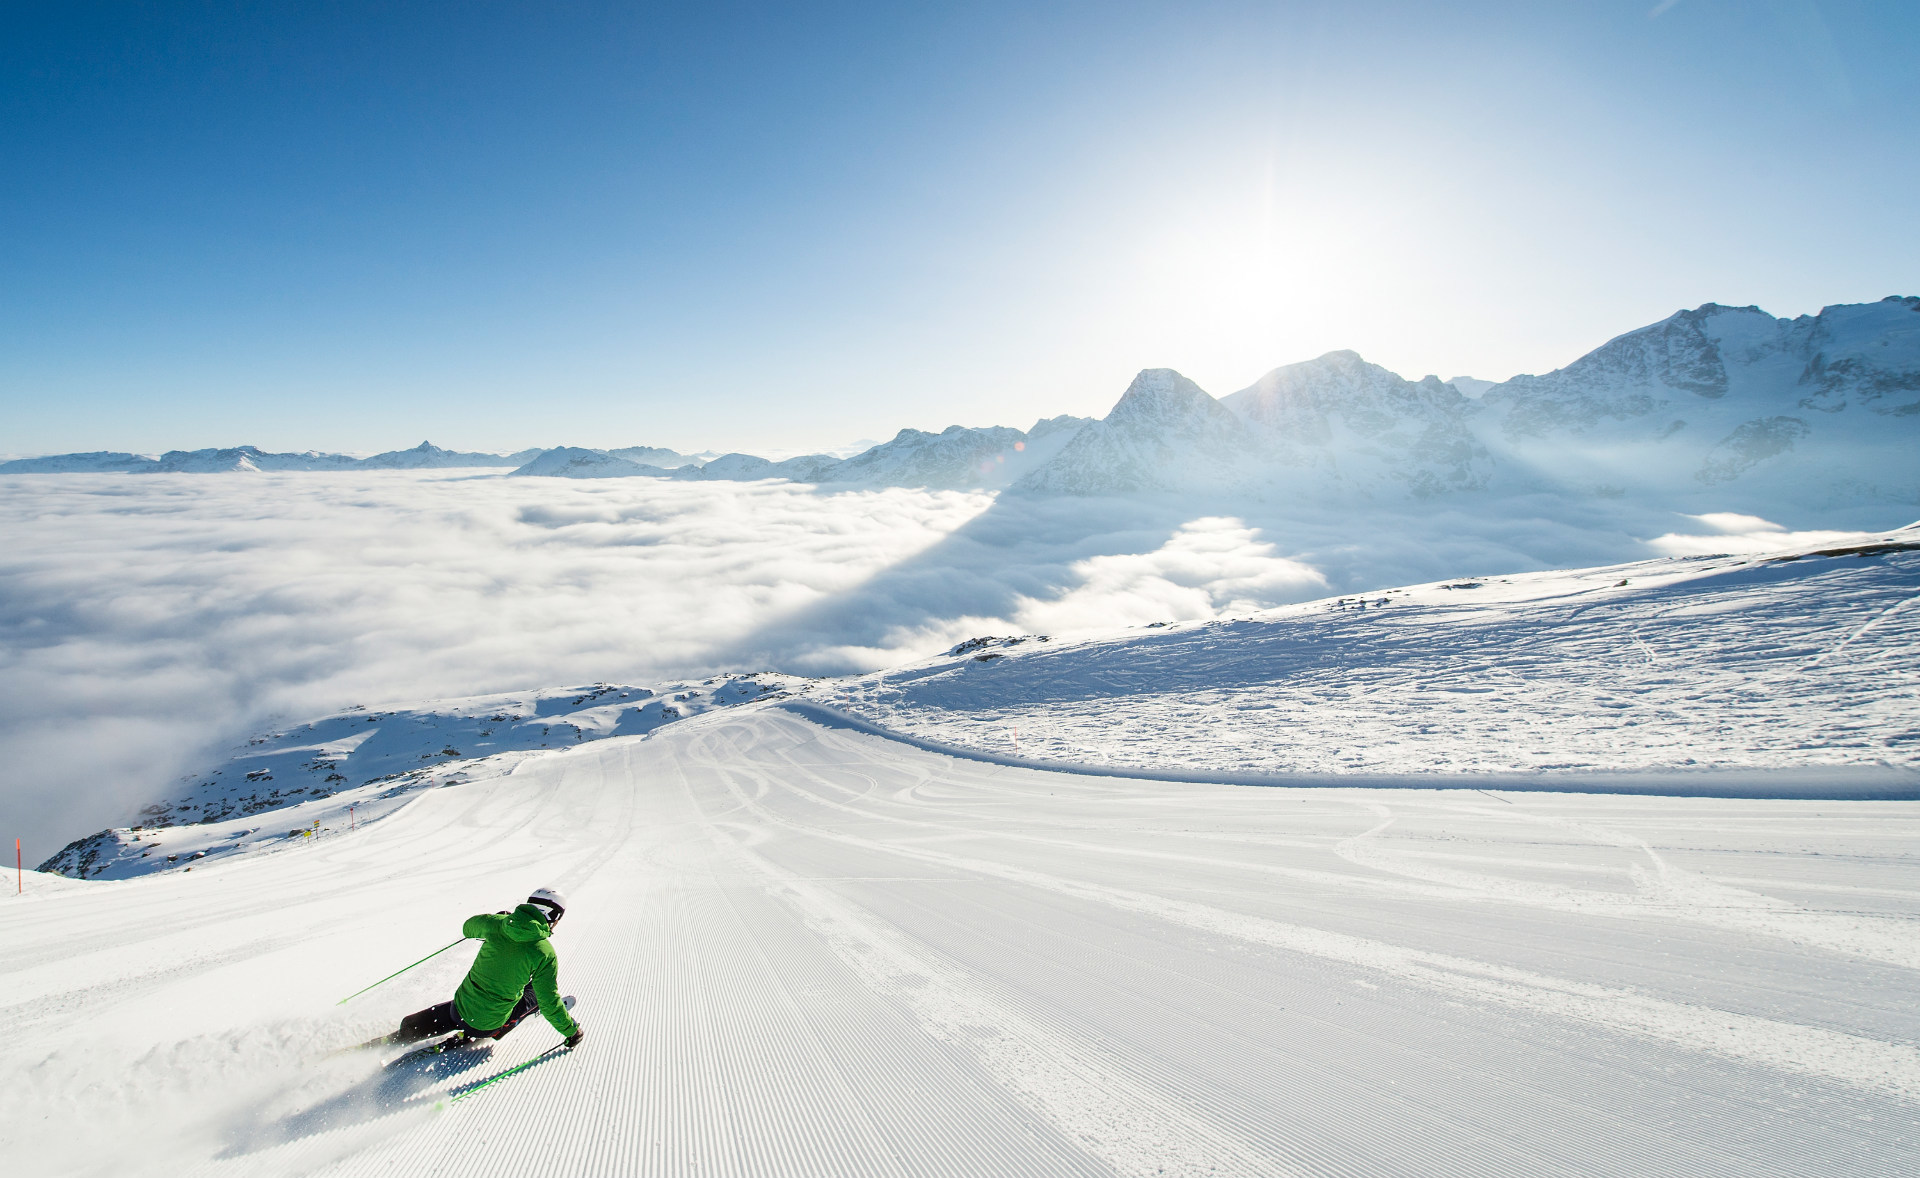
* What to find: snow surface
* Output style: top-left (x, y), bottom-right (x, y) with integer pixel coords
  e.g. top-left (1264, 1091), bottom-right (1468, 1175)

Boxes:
top-left (824, 526), bottom-right (1920, 781)
top-left (6, 703), bottom-right (1917, 1176)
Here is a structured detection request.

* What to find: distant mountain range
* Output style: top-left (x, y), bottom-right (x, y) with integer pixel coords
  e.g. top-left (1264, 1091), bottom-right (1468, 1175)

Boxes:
top-left (8, 297), bottom-right (1916, 509)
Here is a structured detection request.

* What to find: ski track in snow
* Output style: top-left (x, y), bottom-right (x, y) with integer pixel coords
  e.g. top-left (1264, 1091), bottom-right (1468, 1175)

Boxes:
top-left (4, 706), bottom-right (1917, 1176)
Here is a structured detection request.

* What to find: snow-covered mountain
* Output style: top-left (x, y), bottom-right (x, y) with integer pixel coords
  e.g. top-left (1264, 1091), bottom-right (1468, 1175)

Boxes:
top-left (827, 424), bottom-right (1027, 488)
top-left (700, 416), bottom-right (1096, 489)
top-left (674, 452), bottom-right (782, 480)
top-left (0, 450), bottom-right (159, 473)
top-left (359, 441), bottom-right (537, 468)
top-left (607, 444), bottom-right (704, 468)
top-left (765, 452), bottom-right (847, 481)
top-left (508, 446), bottom-right (669, 478)
top-left (147, 445), bottom-right (367, 473)
top-left (1014, 297), bottom-right (1919, 506)
top-left (1222, 350), bottom-right (1491, 499)
top-left (1477, 297), bottom-right (1920, 508)
top-left (532, 418), bottom-right (1097, 490)
top-left (1015, 370), bottom-right (1256, 493)
top-left (0, 446), bottom-right (372, 473)
top-left (9, 297), bottom-right (1912, 506)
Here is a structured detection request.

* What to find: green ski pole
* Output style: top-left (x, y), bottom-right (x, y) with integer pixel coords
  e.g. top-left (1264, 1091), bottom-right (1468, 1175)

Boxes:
top-left (337, 938), bottom-right (468, 1005)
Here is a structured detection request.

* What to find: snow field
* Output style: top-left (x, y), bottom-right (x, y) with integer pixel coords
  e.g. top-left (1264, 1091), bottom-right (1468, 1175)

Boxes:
top-left (832, 532), bottom-right (1920, 779)
top-left (5, 706), bottom-right (1916, 1176)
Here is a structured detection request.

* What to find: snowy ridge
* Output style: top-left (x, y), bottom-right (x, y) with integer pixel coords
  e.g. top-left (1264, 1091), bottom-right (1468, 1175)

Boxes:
top-left (37, 673), bottom-right (800, 881)
top-left (816, 524), bottom-right (1920, 780)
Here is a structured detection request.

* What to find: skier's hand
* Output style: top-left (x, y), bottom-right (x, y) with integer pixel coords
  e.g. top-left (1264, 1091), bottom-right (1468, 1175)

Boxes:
top-left (564, 1026), bottom-right (584, 1049)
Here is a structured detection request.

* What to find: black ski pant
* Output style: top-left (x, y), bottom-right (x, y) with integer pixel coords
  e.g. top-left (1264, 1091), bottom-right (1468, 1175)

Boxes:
top-left (394, 985), bottom-right (540, 1044)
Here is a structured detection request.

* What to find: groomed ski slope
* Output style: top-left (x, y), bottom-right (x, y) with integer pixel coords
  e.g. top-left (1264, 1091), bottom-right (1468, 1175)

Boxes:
top-left (7, 706), bottom-right (1917, 1176)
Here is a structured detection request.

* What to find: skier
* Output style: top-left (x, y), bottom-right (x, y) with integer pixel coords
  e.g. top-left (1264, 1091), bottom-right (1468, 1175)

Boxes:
top-left (384, 886), bottom-right (583, 1050)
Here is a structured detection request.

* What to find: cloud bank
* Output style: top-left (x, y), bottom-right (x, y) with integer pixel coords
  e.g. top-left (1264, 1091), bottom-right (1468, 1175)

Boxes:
top-left (1, 471), bottom-right (1875, 855)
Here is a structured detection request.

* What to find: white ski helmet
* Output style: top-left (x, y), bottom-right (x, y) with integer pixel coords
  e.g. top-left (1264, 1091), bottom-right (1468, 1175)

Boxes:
top-left (527, 887), bottom-right (567, 924)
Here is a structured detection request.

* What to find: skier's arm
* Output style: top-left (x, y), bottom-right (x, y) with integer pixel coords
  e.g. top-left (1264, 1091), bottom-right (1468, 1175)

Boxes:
top-left (531, 949), bottom-right (580, 1038)
top-left (461, 913), bottom-right (503, 940)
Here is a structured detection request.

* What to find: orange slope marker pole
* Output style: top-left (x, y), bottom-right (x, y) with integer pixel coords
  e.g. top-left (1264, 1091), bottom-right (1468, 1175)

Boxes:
top-left (16, 838), bottom-right (21, 895)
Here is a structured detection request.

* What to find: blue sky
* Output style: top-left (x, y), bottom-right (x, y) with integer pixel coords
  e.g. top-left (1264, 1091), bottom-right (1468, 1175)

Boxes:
top-left (2, 1), bottom-right (1914, 456)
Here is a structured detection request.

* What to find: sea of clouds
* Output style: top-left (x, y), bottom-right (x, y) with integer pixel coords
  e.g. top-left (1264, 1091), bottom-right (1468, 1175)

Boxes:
top-left (0, 471), bottom-right (1886, 856)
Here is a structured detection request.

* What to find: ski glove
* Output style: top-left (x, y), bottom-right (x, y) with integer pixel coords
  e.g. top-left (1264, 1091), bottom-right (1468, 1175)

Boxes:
top-left (564, 1026), bottom-right (584, 1049)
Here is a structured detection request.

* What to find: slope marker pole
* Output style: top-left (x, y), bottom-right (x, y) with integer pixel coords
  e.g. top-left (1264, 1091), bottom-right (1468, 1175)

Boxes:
top-left (15, 838), bottom-right (20, 895)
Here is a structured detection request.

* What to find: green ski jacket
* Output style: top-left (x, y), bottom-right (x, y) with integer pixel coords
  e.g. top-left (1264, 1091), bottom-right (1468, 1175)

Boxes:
top-left (453, 904), bottom-right (580, 1037)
